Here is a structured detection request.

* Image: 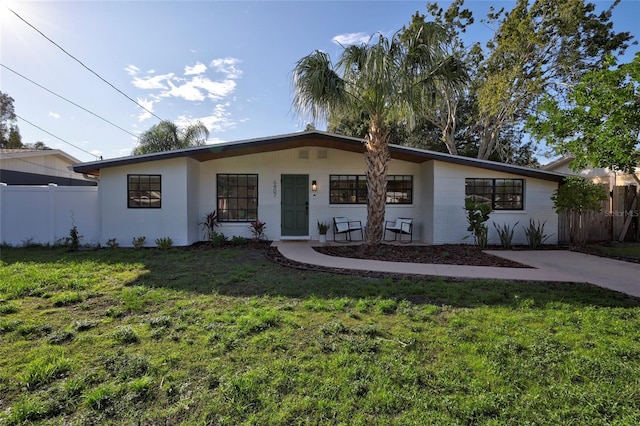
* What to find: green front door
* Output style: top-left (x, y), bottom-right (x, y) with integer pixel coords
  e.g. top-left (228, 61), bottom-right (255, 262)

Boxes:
top-left (281, 175), bottom-right (309, 237)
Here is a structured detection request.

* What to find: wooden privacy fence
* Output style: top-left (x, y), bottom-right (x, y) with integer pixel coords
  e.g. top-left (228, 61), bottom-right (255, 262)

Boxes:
top-left (558, 184), bottom-right (639, 244)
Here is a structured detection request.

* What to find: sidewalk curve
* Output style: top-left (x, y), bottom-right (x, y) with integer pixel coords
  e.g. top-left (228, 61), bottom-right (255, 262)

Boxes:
top-left (273, 241), bottom-right (640, 298)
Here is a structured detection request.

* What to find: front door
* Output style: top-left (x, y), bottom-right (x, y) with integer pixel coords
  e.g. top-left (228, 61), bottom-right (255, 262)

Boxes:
top-left (281, 174), bottom-right (309, 237)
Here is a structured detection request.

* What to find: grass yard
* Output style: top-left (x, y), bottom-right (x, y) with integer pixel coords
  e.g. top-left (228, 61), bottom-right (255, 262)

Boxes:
top-left (585, 242), bottom-right (640, 262)
top-left (1, 246), bottom-right (639, 425)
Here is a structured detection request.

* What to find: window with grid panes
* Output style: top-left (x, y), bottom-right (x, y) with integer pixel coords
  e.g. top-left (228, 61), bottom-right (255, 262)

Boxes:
top-left (329, 175), bottom-right (413, 204)
top-left (217, 174), bottom-right (258, 221)
top-left (128, 174), bottom-right (161, 208)
top-left (465, 178), bottom-right (524, 210)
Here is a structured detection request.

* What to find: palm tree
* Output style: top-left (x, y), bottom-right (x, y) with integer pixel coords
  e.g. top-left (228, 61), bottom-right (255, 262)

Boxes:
top-left (133, 120), bottom-right (209, 155)
top-left (292, 24), bottom-right (466, 247)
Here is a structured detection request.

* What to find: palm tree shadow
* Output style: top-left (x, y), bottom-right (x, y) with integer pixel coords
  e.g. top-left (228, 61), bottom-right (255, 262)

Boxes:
top-left (126, 248), bottom-right (640, 309)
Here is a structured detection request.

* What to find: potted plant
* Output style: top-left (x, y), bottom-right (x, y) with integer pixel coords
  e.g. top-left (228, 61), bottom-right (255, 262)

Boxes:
top-left (317, 220), bottom-right (330, 243)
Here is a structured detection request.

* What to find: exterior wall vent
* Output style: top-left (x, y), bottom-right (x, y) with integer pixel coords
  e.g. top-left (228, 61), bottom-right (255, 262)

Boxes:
top-left (298, 149), bottom-right (309, 159)
top-left (317, 149), bottom-right (328, 159)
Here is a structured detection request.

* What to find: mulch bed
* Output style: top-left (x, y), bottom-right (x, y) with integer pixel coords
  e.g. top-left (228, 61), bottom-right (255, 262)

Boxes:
top-left (313, 244), bottom-right (530, 268)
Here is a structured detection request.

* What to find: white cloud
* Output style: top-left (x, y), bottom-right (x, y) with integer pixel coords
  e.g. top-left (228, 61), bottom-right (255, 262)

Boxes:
top-left (185, 62), bottom-right (207, 75)
top-left (136, 98), bottom-right (155, 122)
top-left (124, 64), bottom-right (140, 76)
top-left (332, 32), bottom-right (370, 46)
top-left (128, 57), bottom-right (243, 126)
top-left (175, 102), bottom-right (239, 134)
top-left (48, 111), bottom-right (60, 119)
top-left (132, 73), bottom-right (174, 90)
top-left (210, 58), bottom-right (243, 79)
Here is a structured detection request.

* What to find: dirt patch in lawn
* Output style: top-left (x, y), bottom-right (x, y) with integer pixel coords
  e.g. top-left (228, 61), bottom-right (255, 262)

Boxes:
top-left (313, 244), bottom-right (530, 268)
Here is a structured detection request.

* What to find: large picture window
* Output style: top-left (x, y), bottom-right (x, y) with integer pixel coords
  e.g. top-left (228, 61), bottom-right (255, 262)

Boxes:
top-left (128, 174), bottom-right (161, 208)
top-left (217, 174), bottom-right (258, 222)
top-left (465, 178), bottom-right (524, 210)
top-left (329, 175), bottom-right (413, 204)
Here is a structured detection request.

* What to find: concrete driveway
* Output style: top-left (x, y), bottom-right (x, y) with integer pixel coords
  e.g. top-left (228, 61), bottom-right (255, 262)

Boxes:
top-left (274, 241), bottom-right (640, 298)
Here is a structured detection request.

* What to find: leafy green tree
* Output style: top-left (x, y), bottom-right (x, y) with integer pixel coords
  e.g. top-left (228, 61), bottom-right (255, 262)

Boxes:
top-left (422, 0), bottom-right (633, 161)
top-left (292, 30), bottom-right (466, 246)
top-left (552, 176), bottom-right (609, 245)
top-left (528, 53), bottom-right (640, 186)
top-left (132, 120), bottom-right (209, 155)
top-left (472, 0), bottom-right (633, 160)
top-left (0, 91), bottom-right (23, 148)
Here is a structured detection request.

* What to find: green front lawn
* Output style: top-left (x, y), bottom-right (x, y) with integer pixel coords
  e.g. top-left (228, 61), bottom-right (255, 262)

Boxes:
top-left (1, 246), bottom-right (639, 424)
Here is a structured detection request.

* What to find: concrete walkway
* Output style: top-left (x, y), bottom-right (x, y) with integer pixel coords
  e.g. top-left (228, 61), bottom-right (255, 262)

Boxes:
top-left (273, 241), bottom-right (640, 298)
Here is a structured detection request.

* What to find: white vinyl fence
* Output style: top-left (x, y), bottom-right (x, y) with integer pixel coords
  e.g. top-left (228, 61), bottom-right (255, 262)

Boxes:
top-left (0, 183), bottom-right (100, 246)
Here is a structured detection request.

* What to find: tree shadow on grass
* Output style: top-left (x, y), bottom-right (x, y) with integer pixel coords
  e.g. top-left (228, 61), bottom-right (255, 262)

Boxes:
top-left (125, 248), bottom-right (639, 309)
top-left (2, 246), bottom-right (638, 309)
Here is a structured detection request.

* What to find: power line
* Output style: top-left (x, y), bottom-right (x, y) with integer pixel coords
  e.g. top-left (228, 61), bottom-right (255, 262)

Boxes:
top-left (1, 63), bottom-right (139, 139)
top-left (14, 114), bottom-right (99, 160)
top-left (8, 7), bottom-right (164, 122)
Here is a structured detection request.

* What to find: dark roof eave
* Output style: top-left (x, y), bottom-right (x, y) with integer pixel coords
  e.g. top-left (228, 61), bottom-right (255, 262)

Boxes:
top-left (73, 131), bottom-right (565, 182)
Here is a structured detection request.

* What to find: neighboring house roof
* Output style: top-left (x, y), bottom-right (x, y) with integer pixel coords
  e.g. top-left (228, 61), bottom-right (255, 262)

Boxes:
top-left (1, 148), bottom-right (97, 186)
top-left (543, 155), bottom-right (640, 186)
top-left (73, 131), bottom-right (566, 182)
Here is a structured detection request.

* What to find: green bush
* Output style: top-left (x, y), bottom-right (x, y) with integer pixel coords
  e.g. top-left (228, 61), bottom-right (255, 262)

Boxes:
top-left (132, 236), bottom-right (146, 250)
top-left (523, 219), bottom-right (551, 249)
top-left (105, 238), bottom-right (119, 249)
top-left (464, 197), bottom-right (492, 248)
top-left (493, 222), bottom-right (518, 249)
top-left (210, 231), bottom-right (227, 246)
top-left (155, 237), bottom-right (173, 249)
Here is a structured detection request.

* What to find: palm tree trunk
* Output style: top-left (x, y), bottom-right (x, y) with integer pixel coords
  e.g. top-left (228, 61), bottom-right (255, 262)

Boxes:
top-left (364, 119), bottom-right (390, 247)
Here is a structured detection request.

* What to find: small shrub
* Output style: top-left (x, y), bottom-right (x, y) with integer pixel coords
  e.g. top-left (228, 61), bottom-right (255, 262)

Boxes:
top-left (105, 238), bottom-right (119, 249)
top-left (201, 210), bottom-right (218, 240)
top-left (132, 236), bottom-right (146, 250)
top-left (249, 220), bottom-right (266, 241)
top-left (230, 235), bottom-right (247, 245)
top-left (317, 220), bottom-right (330, 235)
top-left (523, 219), bottom-right (551, 249)
top-left (111, 326), bottom-right (139, 344)
top-left (68, 226), bottom-right (81, 251)
top-left (493, 222), bottom-right (518, 249)
top-left (210, 231), bottom-right (227, 246)
top-left (155, 237), bottom-right (173, 249)
top-left (464, 197), bottom-right (492, 248)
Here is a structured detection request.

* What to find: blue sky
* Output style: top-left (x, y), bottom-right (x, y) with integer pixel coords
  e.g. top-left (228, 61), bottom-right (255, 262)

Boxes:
top-left (2, 0), bottom-right (638, 163)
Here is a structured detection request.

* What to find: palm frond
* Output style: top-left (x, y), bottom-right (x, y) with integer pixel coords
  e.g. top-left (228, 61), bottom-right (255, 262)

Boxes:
top-left (292, 50), bottom-right (348, 123)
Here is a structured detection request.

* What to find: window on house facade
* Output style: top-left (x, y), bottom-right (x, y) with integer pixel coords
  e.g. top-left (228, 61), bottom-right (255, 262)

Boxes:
top-left (329, 175), bottom-right (413, 204)
top-left (386, 175), bottom-right (413, 204)
top-left (128, 174), bottom-right (161, 208)
top-left (465, 178), bottom-right (524, 210)
top-left (217, 174), bottom-right (258, 222)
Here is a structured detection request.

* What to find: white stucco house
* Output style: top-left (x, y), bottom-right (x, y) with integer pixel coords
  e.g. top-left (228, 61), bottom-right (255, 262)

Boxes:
top-left (72, 131), bottom-right (565, 247)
